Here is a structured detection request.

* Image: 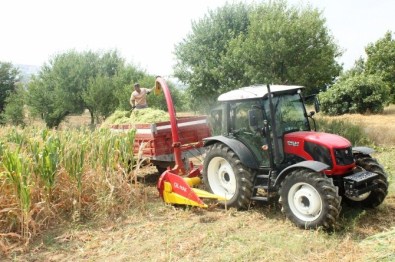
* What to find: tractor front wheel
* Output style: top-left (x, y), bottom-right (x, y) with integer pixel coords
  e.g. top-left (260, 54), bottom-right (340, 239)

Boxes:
top-left (279, 169), bottom-right (341, 229)
top-left (344, 155), bottom-right (388, 208)
top-left (203, 143), bottom-right (254, 209)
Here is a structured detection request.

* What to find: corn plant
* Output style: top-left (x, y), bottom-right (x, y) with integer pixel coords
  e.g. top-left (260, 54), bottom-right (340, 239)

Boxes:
top-left (99, 130), bottom-right (114, 172)
top-left (63, 134), bottom-right (87, 209)
top-left (1, 148), bottom-right (32, 241)
top-left (5, 127), bottom-right (27, 149)
top-left (117, 130), bottom-right (136, 173)
top-left (39, 135), bottom-right (61, 200)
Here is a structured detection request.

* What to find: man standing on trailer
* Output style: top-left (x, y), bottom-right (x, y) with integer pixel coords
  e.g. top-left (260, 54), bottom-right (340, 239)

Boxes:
top-left (130, 83), bottom-right (152, 109)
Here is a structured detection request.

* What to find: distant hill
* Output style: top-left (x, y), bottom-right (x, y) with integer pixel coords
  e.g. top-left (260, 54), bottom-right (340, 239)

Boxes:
top-left (16, 64), bottom-right (40, 82)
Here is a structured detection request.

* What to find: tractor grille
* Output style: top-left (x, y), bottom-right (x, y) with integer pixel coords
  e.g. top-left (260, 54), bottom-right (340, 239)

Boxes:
top-left (304, 142), bottom-right (333, 168)
top-left (334, 147), bottom-right (354, 166)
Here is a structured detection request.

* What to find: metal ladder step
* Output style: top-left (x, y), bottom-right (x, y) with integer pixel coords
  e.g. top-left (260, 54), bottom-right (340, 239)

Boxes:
top-left (251, 196), bottom-right (268, 202)
top-left (256, 174), bottom-right (270, 179)
top-left (253, 185), bottom-right (268, 190)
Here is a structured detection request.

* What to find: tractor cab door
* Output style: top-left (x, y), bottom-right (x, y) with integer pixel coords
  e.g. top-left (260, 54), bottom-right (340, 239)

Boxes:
top-left (263, 93), bottom-right (311, 164)
top-left (229, 100), bottom-right (270, 167)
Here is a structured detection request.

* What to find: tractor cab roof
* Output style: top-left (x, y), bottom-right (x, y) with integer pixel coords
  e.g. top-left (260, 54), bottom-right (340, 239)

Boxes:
top-left (218, 85), bottom-right (304, 102)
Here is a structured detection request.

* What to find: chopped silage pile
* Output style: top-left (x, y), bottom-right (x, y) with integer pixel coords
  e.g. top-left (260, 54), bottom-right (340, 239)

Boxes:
top-left (102, 108), bottom-right (170, 127)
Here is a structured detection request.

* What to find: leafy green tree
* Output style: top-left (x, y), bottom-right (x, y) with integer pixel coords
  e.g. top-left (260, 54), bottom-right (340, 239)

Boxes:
top-left (174, 1), bottom-right (342, 111)
top-left (1, 83), bottom-right (26, 126)
top-left (27, 50), bottom-right (127, 127)
top-left (365, 31), bottom-right (395, 103)
top-left (319, 74), bottom-right (390, 115)
top-left (83, 75), bottom-right (118, 123)
top-left (225, 1), bottom-right (342, 94)
top-left (174, 2), bottom-right (251, 111)
top-left (0, 62), bottom-right (20, 113)
top-left (27, 71), bottom-right (70, 128)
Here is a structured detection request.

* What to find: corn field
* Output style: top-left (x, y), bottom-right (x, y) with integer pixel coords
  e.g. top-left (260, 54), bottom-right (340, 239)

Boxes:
top-left (0, 126), bottom-right (142, 253)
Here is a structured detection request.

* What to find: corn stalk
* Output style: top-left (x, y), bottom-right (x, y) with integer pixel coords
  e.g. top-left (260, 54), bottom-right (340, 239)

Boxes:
top-left (5, 128), bottom-right (27, 149)
top-left (118, 130), bottom-right (136, 174)
top-left (40, 135), bottom-right (61, 200)
top-left (63, 137), bottom-right (86, 217)
top-left (1, 148), bottom-right (32, 242)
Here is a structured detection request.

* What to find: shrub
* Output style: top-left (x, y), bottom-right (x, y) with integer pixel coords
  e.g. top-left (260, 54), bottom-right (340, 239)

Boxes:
top-left (316, 118), bottom-right (372, 146)
top-left (320, 74), bottom-right (390, 115)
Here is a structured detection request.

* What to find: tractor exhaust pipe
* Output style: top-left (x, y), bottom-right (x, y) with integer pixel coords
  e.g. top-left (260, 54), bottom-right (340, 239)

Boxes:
top-left (267, 84), bottom-right (281, 166)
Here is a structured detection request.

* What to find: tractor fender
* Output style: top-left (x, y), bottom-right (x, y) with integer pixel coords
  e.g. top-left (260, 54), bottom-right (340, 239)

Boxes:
top-left (352, 146), bottom-right (375, 155)
top-left (274, 161), bottom-right (329, 187)
top-left (203, 136), bottom-right (260, 169)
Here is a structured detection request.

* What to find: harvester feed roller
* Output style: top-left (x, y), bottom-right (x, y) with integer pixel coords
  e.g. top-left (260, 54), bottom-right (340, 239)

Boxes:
top-left (157, 170), bottom-right (226, 208)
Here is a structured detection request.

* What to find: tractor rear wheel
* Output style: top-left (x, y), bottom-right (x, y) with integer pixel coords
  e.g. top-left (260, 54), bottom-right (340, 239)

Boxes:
top-left (279, 169), bottom-right (341, 229)
top-left (344, 155), bottom-right (388, 208)
top-left (203, 143), bottom-right (254, 209)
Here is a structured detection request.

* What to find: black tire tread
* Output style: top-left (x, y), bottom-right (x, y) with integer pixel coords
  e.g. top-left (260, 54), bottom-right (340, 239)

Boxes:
top-left (347, 154), bottom-right (389, 208)
top-left (203, 143), bottom-right (254, 210)
top-left (279, 169), bottom-right (341, 229)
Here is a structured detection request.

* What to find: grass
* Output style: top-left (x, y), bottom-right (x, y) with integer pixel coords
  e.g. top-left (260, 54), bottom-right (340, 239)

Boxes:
top-left (13, 192), bottom-right (394, 261)
top-left (2, 105), bottom-right (395, 261)
top-left (7, 146), bottom-right (395, 262)
top-left (316, 104), bottom-right (395, 146)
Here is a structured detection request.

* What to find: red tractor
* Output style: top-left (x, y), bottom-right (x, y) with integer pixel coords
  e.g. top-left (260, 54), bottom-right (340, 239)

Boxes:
top-left (155, 78), bottom-right (388, 229)
top-left (202, 84), bottom-right (388, 229)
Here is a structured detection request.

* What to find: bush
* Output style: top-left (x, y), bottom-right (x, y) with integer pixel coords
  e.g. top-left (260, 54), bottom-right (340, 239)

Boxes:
top-left (320, 74), bottom-right (390, 115)
top-left (316, 118), bottom-right (372, 146)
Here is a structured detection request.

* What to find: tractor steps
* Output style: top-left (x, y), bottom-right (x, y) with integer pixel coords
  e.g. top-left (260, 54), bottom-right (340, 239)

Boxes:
top-left (251, 196), bottom-right (269, 201)
top-left (253, 185), bottom-right (268, 190)
top-left (251, 170), bottom-right (276, 203)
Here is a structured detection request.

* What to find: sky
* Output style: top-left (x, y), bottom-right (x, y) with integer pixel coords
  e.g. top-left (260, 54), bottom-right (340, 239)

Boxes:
top-left (1, 0), bottom-right (394, 77)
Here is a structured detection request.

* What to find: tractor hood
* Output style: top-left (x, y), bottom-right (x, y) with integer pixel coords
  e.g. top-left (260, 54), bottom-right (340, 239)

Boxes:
top-left (284, 131), bottom-right (352, 150)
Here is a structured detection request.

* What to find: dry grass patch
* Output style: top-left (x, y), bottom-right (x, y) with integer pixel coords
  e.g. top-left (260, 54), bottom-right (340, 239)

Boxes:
top-left (317, 104), bottom-right (395, 146)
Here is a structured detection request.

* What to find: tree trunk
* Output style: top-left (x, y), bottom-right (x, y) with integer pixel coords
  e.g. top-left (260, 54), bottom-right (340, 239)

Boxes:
top-left (88, 109), bottom-right (95, 125)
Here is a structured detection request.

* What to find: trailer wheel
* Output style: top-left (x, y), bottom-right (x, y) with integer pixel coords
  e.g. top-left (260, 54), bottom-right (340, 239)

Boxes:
top-left (279, 169), bottom-right (341, 229)
top-left (344, 155), bottom-right (388, 208)
top-left (203, 143), bottom-right (254, 209)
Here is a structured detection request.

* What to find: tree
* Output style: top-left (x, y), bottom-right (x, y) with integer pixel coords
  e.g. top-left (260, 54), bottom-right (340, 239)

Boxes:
top-left (319, 74), bottom-right (390, 115)
top-left (0, 62), bottom-right (20, 113)
top-left (174, 2), bottom-right (251, 111)
top-left (340, 57), bottom-right (365, 79)
top-left (365, 31), bottom-right (395, 103)
top-left (27, 50), bottom-right (127, 128)
top-left (174, 1), bottom-right (342, 111)
top-left (1, 83), bottom-right (26, 126)
top-left (82, 75), bottom-right (118, 122)
top-left (223, 1), bottom-right (342, 95)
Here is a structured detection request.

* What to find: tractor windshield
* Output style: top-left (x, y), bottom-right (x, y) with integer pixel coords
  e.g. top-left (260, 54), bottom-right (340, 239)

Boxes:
top-left (264, 93), bottom-right (310, 135)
